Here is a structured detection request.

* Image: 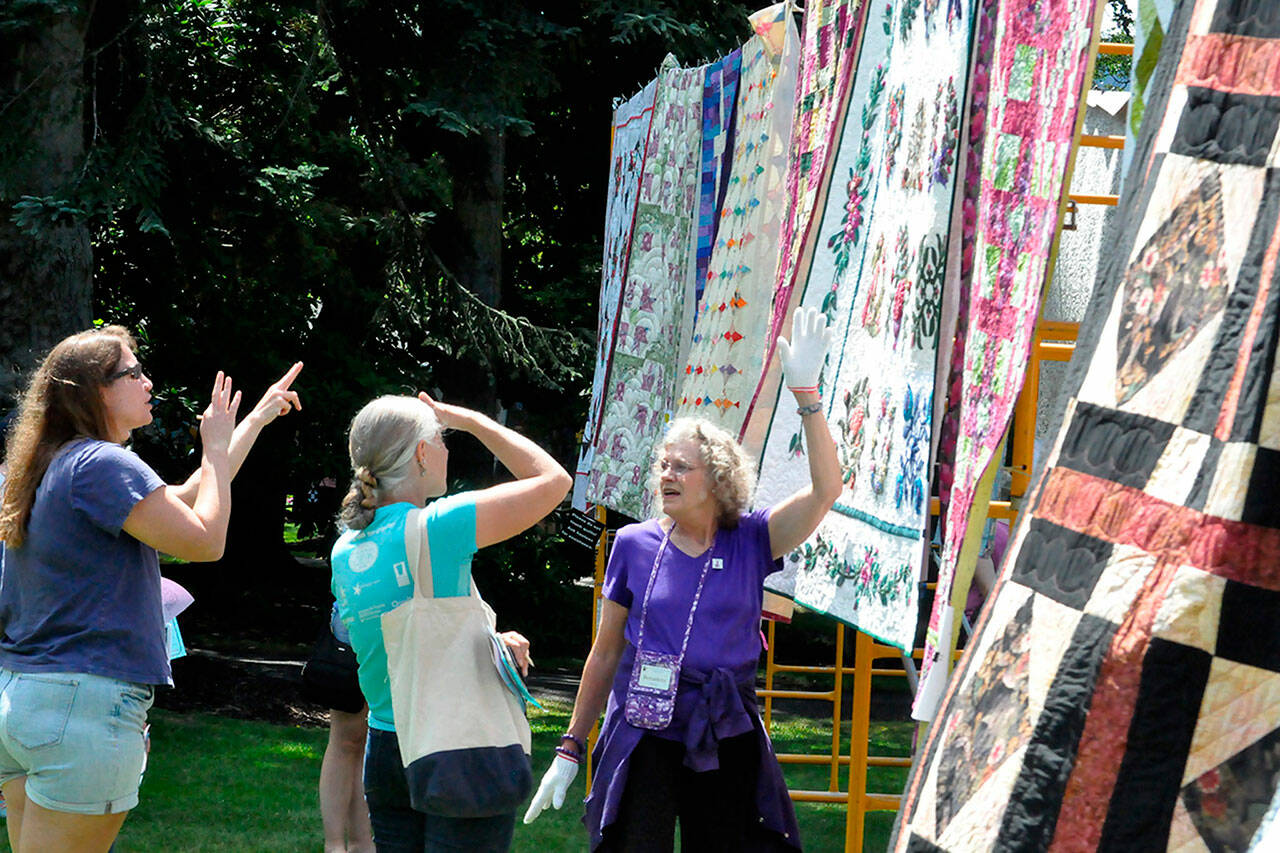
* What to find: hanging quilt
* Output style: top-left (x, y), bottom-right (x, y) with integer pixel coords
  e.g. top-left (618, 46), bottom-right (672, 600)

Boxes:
top-left (675, 8), bottom-right (799, 437)
top-left (935, 0), bottom-right (999, 511)
top-left (893, 2), bottom-right (1280, 849)
top-left (587, 63), bottom-right (705, 519)
top-left (752, 0), bottom-right (975, 651)
top-left (913, 0), bottom-right (1101, 719)
top-left (740, 0), bottom-right (875, 453)
top-left (1120, 0), bottom-right (1176, 181)
top-left (695, 50), bottom-right (743, 315)
top-left (573, 78), bottom-right (659, 511)
top-left (756, 0), bottom-right (872, 429)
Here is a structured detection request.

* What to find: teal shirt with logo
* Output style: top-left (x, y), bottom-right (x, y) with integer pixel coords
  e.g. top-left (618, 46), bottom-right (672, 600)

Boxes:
top-left (330, 495), bottom-right (477, 731)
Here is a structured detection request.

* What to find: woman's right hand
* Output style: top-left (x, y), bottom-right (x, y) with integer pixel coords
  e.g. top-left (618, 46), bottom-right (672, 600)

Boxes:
top-left (523, 755), bottom-right (579, 823)
top-left (417, 391), bottom-right (476, 432)
top-left (199, 371), bottom-right (241, 456)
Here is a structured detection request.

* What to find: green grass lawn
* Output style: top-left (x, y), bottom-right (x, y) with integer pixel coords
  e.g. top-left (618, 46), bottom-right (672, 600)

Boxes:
top-left (0, 705), bottom-right (912, 852)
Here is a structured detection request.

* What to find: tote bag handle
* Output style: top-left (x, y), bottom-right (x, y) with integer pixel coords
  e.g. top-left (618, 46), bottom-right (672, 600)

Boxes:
top-left (404, 507), bottom-right (493, 625)
top-left (403, 507), bottom-right (435, 600)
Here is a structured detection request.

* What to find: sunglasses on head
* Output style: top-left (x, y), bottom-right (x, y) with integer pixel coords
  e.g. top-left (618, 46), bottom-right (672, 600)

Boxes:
top-left (107, 363), bottom-right (144, 382)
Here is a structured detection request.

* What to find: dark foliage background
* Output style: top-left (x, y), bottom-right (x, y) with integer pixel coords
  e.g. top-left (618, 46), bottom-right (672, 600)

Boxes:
top-left (1, 0), bottom-right (758, 654)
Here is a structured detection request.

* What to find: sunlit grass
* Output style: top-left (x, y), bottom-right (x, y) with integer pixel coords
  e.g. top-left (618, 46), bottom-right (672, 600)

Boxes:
top-left (0, 706), bottom-right (912, 852)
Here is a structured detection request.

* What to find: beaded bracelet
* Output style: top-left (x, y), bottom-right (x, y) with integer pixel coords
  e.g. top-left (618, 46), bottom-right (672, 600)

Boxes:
top-left (554, 745), bottom-right (581, 763)
top-left (797, 402), bottom-right (823, 417)
top-left (560, 732), bottom-right (586, 754)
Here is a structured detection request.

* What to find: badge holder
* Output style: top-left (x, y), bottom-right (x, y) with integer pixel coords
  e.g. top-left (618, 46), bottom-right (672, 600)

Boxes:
top-left (624, 525), bottom-right (716, 731)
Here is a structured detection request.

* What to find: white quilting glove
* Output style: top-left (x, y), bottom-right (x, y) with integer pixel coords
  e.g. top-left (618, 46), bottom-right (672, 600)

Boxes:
top-left (522, 755), bottom-right (579, 824)
top-left (777, 306), bottom-right (835, 391)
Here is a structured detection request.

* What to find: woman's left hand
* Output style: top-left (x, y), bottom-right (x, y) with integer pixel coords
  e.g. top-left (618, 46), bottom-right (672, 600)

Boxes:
top-left (500, 630), bottom-right (533, 676)
top-left (778, 306), bottom-right (835, 391)
top-left (247, 362), bottom-right (303, 427)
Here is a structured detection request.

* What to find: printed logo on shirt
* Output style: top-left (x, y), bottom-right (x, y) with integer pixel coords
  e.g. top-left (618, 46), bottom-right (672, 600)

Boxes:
top-left (393, 560), bottom-right (410, 587)
top-left (348, 541), bottom-right (379, 573)
top-left (350, 580), bottom-right (378, 597)
top-left (357, 599), bottom-right (407, 623)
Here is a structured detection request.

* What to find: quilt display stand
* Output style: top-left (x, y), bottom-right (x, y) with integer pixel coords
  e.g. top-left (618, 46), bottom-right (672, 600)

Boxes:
top-left (578, 20), bottom-right (1132, 853)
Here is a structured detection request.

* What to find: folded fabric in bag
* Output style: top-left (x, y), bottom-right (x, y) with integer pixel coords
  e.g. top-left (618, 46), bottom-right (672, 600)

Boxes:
top-left (381, 508), bottom-right (533, 817)
top-left (488, 631), bottom-right (543, 710)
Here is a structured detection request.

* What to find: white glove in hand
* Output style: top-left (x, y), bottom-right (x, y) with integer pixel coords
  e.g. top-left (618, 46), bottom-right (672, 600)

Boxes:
top-left (522, 754), bottom-right (579, 824)
top-left (777, 306), bottom-right (835, 390)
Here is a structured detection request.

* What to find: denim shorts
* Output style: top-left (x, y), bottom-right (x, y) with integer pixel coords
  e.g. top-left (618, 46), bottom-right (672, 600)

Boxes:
top-left (0, 668), bottom-right (154, 814)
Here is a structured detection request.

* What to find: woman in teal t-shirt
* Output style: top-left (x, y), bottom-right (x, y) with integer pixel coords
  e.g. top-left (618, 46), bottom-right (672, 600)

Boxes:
top-left (330, 393), bottom-right (570, 852)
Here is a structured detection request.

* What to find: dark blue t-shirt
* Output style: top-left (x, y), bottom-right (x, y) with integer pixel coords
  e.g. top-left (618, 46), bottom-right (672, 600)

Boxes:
top-left (0, 439), bottom-right (169, 684)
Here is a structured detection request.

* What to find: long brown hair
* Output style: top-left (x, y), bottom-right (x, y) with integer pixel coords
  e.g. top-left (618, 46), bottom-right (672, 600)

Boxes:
top-left (0, 325), bottom-right (136, 547)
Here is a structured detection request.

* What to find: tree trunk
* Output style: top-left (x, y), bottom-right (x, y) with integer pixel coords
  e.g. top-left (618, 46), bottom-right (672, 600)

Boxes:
top-left (441, 128), bottom-right (505, 309)
top-left (0, 5), bottom-right (92, 405)
top-left (435, 129), bottom-right (505, 482)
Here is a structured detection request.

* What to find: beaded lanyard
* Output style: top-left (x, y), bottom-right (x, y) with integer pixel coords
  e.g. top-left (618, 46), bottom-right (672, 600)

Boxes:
top-left (634, 523), bottom-right (717, 663)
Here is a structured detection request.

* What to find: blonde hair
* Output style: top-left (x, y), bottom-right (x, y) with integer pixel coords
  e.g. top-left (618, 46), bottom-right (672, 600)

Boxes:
top-left (338, 396), bottom-right (442, 530)
top-left (650, 417), bottom-right (756, 528)
top-left (0, 326), bottom-right (135, 547)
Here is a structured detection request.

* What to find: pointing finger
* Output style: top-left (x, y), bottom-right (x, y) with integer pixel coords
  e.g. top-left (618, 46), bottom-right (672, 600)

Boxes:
top-left (275, 361), bottom-right (304, 391)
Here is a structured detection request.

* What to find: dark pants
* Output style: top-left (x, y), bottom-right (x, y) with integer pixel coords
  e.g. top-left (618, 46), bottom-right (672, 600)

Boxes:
top-left (364, 728), bottom-right (515, 853)
top-left (598, 732), bottom-right (792, 853)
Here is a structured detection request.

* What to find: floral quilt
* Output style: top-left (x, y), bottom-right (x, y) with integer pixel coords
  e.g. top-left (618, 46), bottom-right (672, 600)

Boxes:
top-left (573, 78), bottom-right (659, 511)
top-left (753, 0), bottom-right (975, 652)
top-left (762, 0), bottom-right (873, 413)
top-left (587, 63), bottom-right (705, 520)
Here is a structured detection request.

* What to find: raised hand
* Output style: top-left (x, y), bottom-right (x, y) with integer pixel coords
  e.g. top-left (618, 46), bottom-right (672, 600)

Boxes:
top-left (777, 306), bottom-right (835, 392)
top-left (416, 391), bottom-right (477, 432)
top-left (199, 371), bottom-right (241, 454)
top-left (247, 361), bottom-right (303, 427)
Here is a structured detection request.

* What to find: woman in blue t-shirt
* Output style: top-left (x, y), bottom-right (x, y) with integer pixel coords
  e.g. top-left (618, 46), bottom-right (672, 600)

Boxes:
top-left (0, 325), bottom-right (302, 853)
top-left (330, 393), bottom-right (570, 852)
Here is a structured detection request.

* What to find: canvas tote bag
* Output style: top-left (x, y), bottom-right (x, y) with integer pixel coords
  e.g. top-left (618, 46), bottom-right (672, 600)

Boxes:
top-left (379, 508), bottom-right (533, 817)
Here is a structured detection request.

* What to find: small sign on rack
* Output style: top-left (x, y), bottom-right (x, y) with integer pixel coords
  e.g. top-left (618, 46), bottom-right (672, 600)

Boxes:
top-left (562, 508), bottom-right (606, 551)
top-left (1061, 199), bottom-right (1079, 231)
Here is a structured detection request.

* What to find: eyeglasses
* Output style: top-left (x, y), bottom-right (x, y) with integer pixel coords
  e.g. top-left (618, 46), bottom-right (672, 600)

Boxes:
top-left (658, 459), bottom-right (701, 477)
top-left (107, 363), bottom-right (144, 383)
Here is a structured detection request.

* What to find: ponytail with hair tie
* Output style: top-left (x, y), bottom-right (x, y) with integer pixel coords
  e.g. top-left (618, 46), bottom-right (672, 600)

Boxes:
top-left (357, 467), bottom-right (378, 509)
top-left (337, 395), bottom-right (442, 532)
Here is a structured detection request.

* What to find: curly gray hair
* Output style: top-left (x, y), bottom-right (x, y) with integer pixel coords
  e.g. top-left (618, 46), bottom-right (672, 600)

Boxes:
top-left (650, 417), bottom-right (756, 528)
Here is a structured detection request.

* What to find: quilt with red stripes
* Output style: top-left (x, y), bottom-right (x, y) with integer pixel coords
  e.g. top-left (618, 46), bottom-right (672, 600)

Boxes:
top-left (893, 2), bottom-right (1280, 848)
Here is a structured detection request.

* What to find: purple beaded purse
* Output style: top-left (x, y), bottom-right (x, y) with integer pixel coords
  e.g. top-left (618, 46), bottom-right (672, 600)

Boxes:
top-left (624, 525), bottom-right (716, 730)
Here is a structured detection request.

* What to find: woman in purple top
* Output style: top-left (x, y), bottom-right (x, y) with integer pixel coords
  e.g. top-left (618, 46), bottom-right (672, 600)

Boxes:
top-left (525, 308), bottom-right (841, 851)
top-left (0, 326), bottom-right (301, 853)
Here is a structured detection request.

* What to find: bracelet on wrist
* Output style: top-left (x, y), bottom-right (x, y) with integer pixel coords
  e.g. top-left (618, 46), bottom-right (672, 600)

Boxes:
top-left (560, 732), bottom-right (586, 754)
top-left (797, 402), bottom-right (823, 417)
top-left (554, 745), bottom-right (581, 763)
